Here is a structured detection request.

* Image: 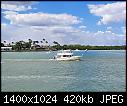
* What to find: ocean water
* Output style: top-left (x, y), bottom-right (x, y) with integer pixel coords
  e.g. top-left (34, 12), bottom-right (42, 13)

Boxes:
top-left (1, 50), bottom-right (126, 92)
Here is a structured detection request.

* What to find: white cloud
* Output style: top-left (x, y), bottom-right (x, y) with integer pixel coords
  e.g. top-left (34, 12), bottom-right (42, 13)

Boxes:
top-left (105, 30), bottom-right (112, 33)
top-left (2, 11), bottom-right (18, 15)
top-left (1, 1), bottom-right (35, 5)
top-left (88, 2), bottom-right (126, 25)
top-left (1, 24), bottom-right (125, 46)
top-left (97, 21), bottom-right (101, 25)
top-left (79, 25), bottom-right (86, 29)
top-left (31, 26), bottom-right (80, 34)
top-left (1, 23), bottom-right (7, 26)
top-left (96, 31), bottom-right (104, 34)
top-left (4, 12), bottom-right (81, 26)
top-left (1, 23), bottom-right (7, 28)
top-left (122, 27), bottom-right (126, 34)
top-left (1, 1), bottom-right (33, 11)
top-left (1, 1), bottom-right (125, 46)
top-left (1, 4), bottom-right (32, 11)
top-left (107, 26), bottom-right (112, 30)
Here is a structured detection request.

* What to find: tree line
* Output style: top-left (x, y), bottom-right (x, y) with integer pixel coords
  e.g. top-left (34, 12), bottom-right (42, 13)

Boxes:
top-left (1, 39), bottom-right (126, 51)
top-left (52, 44), bottom-right (126, 50)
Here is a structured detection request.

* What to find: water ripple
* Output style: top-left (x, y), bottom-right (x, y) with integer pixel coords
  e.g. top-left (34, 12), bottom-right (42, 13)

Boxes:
top-left (2, 75), bottom-right (76, 80)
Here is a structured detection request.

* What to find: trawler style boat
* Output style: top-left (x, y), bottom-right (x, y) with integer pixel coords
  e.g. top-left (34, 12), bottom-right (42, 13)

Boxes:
top-left (54, 50), bottom-right (81, 61)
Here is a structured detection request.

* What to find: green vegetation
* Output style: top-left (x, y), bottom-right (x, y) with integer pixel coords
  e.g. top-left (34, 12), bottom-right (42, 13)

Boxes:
top-left (1, 39), bottom-right (126, 51)
top-left (53, 44), bottom-right (126, 50)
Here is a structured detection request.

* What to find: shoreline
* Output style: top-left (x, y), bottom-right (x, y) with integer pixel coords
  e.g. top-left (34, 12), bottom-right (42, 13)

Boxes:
top-left (1, 49), bottom-right (126, 52)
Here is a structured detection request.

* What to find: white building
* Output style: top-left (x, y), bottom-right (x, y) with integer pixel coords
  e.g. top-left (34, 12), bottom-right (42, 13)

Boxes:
top-left (1, 47), bottom-right (12, 51)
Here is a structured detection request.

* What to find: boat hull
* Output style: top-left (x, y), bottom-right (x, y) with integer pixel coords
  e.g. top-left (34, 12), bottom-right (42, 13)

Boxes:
top-left (56, 56), bottom-right (81, 61)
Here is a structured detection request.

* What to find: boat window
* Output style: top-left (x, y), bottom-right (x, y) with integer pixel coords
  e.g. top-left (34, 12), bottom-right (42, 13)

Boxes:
top-left (63, 55), bottom-right (71, 57)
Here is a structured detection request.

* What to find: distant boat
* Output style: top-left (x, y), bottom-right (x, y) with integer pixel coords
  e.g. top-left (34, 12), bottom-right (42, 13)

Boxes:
top-left (75, 49), bottom-right (80, 51)
top-left (54, 50), bottom-right (81, 61)
top-left (84, 49), bottom-right (88, 52)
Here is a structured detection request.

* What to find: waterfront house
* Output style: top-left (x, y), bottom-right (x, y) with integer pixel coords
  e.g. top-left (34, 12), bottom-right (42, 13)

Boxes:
top-left (1, 47), bottom-right (12, 51)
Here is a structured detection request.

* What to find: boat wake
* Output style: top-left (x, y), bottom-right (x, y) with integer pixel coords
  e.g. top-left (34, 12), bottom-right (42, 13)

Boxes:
top-left (2, 59), bottom-right (56, 62)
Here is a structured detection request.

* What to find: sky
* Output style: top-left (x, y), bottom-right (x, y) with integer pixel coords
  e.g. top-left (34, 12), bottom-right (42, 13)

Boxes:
top-left (1, 1), bottom-right (126, 46)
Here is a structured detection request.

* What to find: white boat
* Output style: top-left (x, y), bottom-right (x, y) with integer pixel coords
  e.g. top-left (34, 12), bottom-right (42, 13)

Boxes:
top-left (75, 49), bottom-right (80, 51)
top-left (54, 50), bottom-right (81, 61)
top-left (84, 49), bottom-right (88, 52)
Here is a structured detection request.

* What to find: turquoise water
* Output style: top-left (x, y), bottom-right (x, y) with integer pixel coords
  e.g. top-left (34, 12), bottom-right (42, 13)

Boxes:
top-left (1, 50), bottom-right (126, 92)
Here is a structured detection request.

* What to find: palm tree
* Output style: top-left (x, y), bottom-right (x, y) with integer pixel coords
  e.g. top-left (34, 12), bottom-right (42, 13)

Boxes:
top-left (15, 41), bottom-right (22, 50)
top-left (19, 40), bottom-right (25, 50)
top-left (28, 39), bottom-right (32, 44)
top-left (11, 42), bottom-right (15, 50)
top-left (43, 38), bottom-right (45, 41)
top-left (45, 41), bottom-right (50, 50)
top-left (1, 43), bottom-right (4, 47)
top-left (45, 41), bottom-right (48, 47)
top-left (3, 41), bottom-right (7, 46)
top-left (28, 39), bottom-right (32, 49)
top-left (8, 43), bottom-right (11, 46)
top-left (19, 40), bottom-right (23, 43)
top-left (46, 41), bottom-right (48, 44)
top-left (11, 42), bottom-right (15, 45)
top-left (40, 41), bottom-right (43, 47)
top-left (53, 41), bottom-right (59, 45)
top-left (53, 41), bottom-right (61, 50)
top-left (33, 41), bottom-right (36, 45)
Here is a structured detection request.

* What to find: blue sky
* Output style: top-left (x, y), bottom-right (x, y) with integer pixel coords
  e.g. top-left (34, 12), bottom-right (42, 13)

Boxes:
top-left (1, 1), bottom-right (126, 45)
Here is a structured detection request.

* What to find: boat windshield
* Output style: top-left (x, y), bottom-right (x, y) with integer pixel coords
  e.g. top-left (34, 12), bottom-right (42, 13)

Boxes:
top-left (61, 50), bottom-right (72, 53)
top-left (63, 55), bottom-right (72, 57)
top-left (57, 55), bottom-right (72, 58)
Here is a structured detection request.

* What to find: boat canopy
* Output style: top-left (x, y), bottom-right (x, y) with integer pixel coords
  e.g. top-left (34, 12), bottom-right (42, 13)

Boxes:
top-left (57, 53), bottom-right (73, 56)
top-left (57, 50), bottom-right (73, 56)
